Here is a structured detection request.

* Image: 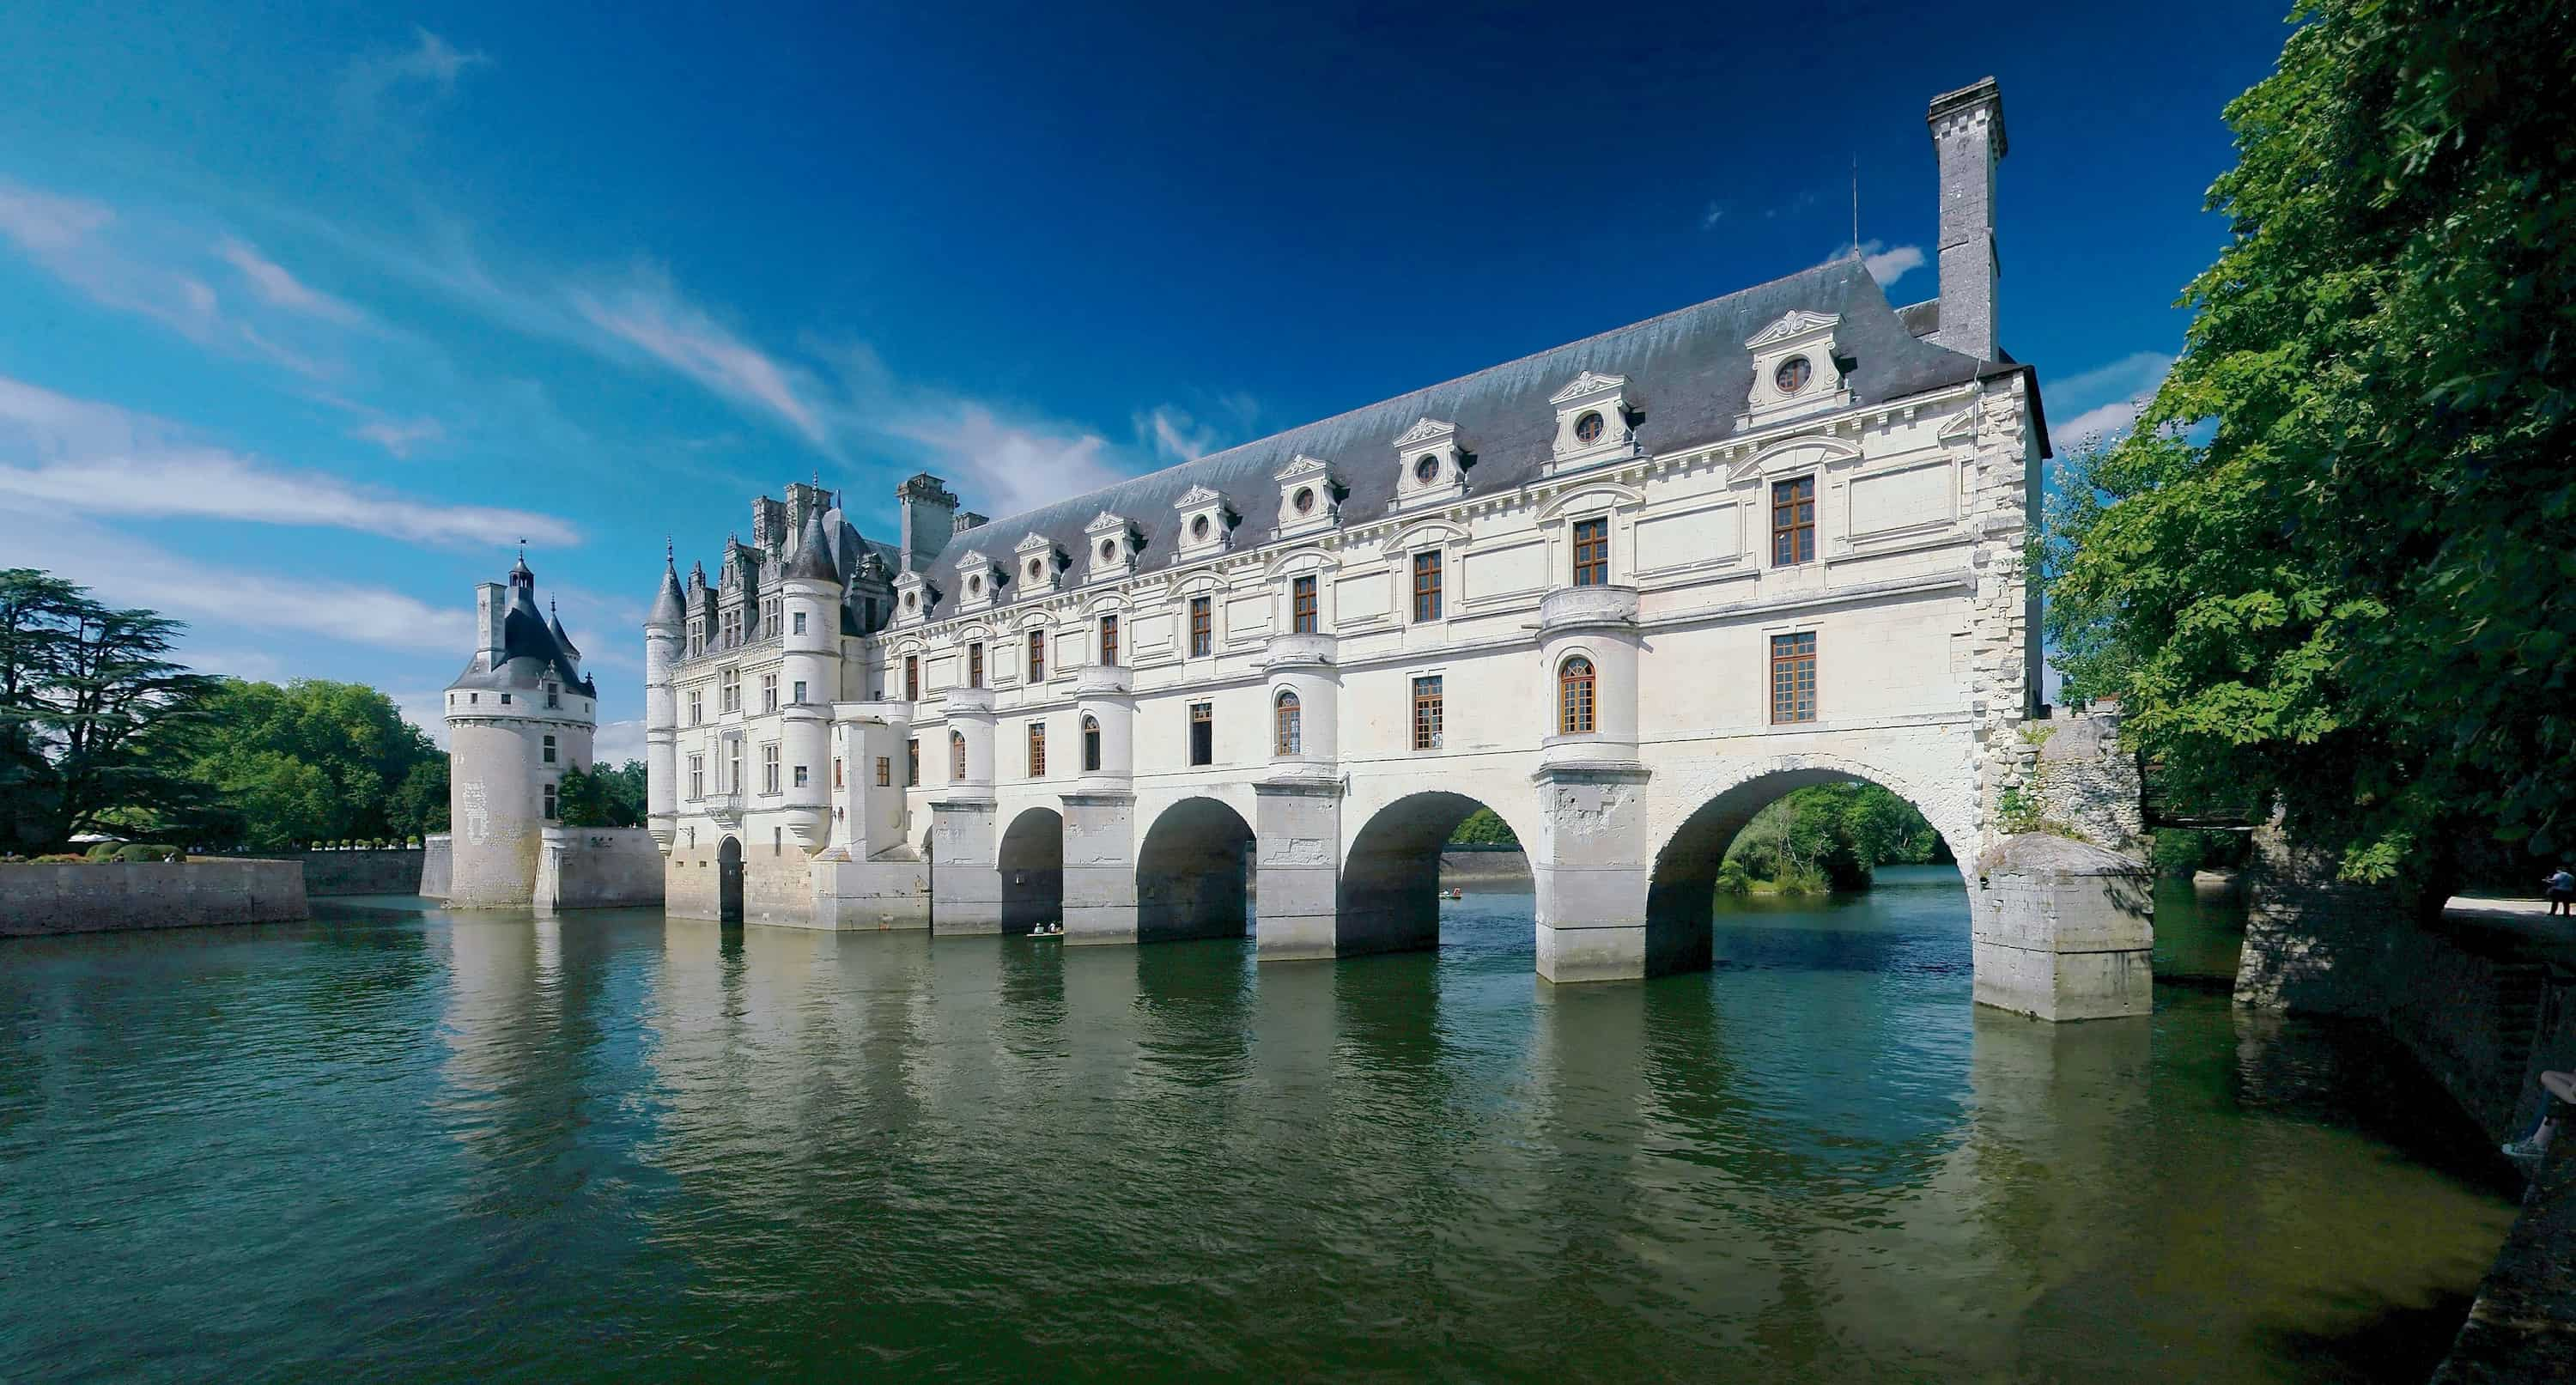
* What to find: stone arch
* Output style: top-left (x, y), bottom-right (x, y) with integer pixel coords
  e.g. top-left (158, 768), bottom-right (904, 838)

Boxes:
top-left (716, 835), bottom-right (744, 924)
top-left (1643, 751), bottom-right (1975, 974)
top-left (1135, 795), bottom-right (1255, 942)
top-left (1338, 789), bottom-right (1536, 958)
top-left (999, 805), bottom-right (1064, 936)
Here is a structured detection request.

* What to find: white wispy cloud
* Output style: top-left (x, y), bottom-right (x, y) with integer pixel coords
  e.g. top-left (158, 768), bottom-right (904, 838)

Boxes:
top-left (0, 376), bottom-right (578, 546)
top-left (387, 689), bottom-right (452, 748)
top-left (337, 26), bottom-right (490, 140)
top-left (0, 512), bottom-right (472, 655)
top-left (571, 264), bottom-right (829, 446)
top-left (350, 416), bottom-right (445, 456)
top-left (2044, 350), bottom-right (2176, 449)
top-left (1834, 239), bottom-right (1925, 288)
top-left (1133, 404), bottom-right (1219, 464)
top-left (592, 719), bottom-right (647, 766)
top-left (216, 236), bottom-right (366, 325)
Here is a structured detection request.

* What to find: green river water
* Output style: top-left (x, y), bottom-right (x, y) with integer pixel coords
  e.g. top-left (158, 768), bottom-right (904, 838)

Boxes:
top-left (0, 867), bottom-right (2520, 1382)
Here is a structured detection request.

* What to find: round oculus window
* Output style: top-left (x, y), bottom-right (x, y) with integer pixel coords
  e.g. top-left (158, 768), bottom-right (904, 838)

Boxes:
top-left (1028, 558), bottom-right (1045, 580)
top-left (903, 591), bottom-right (917, 610)
top-left (1413, 453), bottom-right (1441, 483)
top-left (1099, 538), bottom-right (1118, 561)
top-left (968, 575), bottom-right (981, 595)
top-left (1191, 515), bottom-right (1211, 540)
top-left (1293, 487), bottom-right (1315, 514)
top-left (1775, 355), bottom-right (1814, 393)
top-left (1574, 410), bottom-right (1605, 444)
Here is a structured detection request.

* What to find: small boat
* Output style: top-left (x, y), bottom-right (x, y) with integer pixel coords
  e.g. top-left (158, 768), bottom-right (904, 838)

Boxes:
top-left (1443, 888), bottom-right (1464, 901)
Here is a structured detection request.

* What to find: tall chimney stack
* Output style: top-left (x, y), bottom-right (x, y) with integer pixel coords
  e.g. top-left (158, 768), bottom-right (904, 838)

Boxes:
top-left (896, 472), bottom-right (960, 574)
top-left (1927, 77), bottom-right (2006, 362)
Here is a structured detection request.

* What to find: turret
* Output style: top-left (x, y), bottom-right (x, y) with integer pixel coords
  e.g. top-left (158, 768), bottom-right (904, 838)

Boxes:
top-left (441, 552), bottom-right (595, 908)
top-left (779, 509), bottom-right (842, 849)
top-left (644, 542), bottom-right (685, 850)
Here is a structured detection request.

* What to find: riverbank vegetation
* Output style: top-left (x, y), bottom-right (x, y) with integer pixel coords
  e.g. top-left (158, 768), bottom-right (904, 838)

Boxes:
top-left (1719, 784), bottom-right (1945, 896)
top-left (2044, 0), bottom-right (2576, 896)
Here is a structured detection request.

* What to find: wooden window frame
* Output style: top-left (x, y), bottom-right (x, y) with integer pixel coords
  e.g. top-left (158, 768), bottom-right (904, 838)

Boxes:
top-left (904, 655), bottom-right (920, 701)
top-left (1571, 517), bottom-right (1609, 587)
top-left (1412, 675), bottom-right (1443, 750)
top-left (1189, 595), bottom-right (1212, 657)
top-left (1291, 574), bottom-right (1318, 634)
top-left (1081, 714), bottom-right (1102, 773)
top-left (907, 738), bottom-right (919, 786)
top-left (951, 731), bottom-right (967, 782)
top-left (1413, 550), bottom-right (1442, 623)
top-left (1188, 701), bottom-right (1213, 766)
top-left (1770, 631), bottom-right (1819, 724)
top-left (1771, 476), bottom-right (1817, 567)
top-left (1028, 629), bottom-right (1047, 682)
top-left (968, 641), bottom-right (984, 689)
top-left (1558, 656), bottom-right (1595, 735)
top-left (874, 756), bottom-right (890, 787)
top-left (1099, 614), bottom-right (1120, 667)
top-left (1028, 721), bottom-right (1047, 777)
top-left (1274, 689), bottom-right (1301, 756)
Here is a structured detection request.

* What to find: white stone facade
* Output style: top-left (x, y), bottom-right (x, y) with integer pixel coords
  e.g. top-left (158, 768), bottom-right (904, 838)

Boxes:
top-left (644, 80), bottom-right (2116, 1010)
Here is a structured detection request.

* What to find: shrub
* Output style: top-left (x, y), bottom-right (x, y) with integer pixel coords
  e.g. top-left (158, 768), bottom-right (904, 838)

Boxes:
top-left (82, 841), bottom-right (122, 860)
top-left (33, 853), bottom-right (86, 863)
top-left (114, 844), bottom-right (183, 863)
top-left (1715, 860), bottom-right (1753, 896)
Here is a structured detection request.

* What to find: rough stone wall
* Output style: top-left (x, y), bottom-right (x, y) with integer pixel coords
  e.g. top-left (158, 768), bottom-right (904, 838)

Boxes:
top-left (291, 849), bottom-right (428, 896)
top-left (661, 835), bottom-right (811, 923)
top-left (536, 829), bottom-right (665, 910)
top-left (1966, 378), bottom-right (2038, 860)
top-left (2027, 711), bottom-right (2143, 856)
top-left (664, 841), bottom-right (720, 920)
top-left (0, 860), bottom-right (309, 936)
top-left (2234, 816), bottom-right (2413, 1019)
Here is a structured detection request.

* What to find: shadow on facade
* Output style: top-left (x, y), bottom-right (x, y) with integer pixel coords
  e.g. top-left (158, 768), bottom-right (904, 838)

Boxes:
top-left (998, 806), bottom-right (1064, 938)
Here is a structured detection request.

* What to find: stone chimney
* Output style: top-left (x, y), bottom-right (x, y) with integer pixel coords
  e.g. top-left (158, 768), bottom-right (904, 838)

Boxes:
top-left (896, 472), bottom-right (959, 574)
top-left (1928, 77), bottom-right (2006, 362)
top-left (474, 581), bottom-right (507, 669)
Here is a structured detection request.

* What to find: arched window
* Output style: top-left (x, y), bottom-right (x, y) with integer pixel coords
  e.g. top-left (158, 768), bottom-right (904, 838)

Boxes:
top-left (1081, 714), bottom-right (1103, 772)
top-left (1558, 655), bottom-right (1595, 735)
top-left (1274, 689), bottom-right (1302, 756)
top-left (950, 730), bottom-right (966, 781)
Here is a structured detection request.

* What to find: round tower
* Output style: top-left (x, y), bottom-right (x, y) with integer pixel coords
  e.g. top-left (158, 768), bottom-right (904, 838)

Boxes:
top-left (442, 554), bottom-right (598, 908)
top-left (778, 509), bottom-right (842, 850)
top-left (644, 544), bottom-right (684, 851)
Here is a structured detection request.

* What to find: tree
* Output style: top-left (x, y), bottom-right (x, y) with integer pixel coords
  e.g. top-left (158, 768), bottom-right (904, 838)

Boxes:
top-left (1446, 806), bottom-right (1520, 848)
top-left (1725, 783), bottom-right (1941, 890)
top-left (389, 758), bottom-right (450, 842)
top-left (556, 760), bottom-right (647, 829)
top-left (2047, 0), bottom-right (2576, 887)
top-left (186, 679), bottom-right (440, 849)
top-left (0, 569), bottom-right (226, 853)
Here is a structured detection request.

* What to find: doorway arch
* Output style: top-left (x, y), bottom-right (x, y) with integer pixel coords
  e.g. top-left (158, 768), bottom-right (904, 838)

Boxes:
top-left (717, 835), bottom-right (745, 924)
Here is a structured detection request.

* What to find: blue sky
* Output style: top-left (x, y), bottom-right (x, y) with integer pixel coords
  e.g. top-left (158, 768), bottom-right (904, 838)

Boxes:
top-left (0, 2), bottom-right (2291, 756)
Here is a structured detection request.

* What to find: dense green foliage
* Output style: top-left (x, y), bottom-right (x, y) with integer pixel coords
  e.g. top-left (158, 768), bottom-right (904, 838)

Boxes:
top-left (1446, 807), bottom-right (1520, 847)
top-left (187, 678), bottom-right (445, 849)
top-left (2045, 0), bottom-right (2576, 885)
top-left (556, 761), bottom-right (648, 829)
top-left (0, 568), bottom-right (227, 854)
top-left (1723, 783), bottom-right (1943, 894)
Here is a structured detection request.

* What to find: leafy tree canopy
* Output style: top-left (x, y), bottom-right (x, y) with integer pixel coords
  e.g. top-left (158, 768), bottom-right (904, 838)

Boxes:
top-left (2046, 0), bottom-right (2576, 883)
top-left (188, 678), bottom-right (441, 850)
top-left (556, 760), bottom-right (647, 829)
top-left (0, 568), bottom-right (226, 853)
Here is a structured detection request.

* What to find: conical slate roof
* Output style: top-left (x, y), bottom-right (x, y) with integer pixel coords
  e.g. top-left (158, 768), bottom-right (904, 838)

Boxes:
top-left (785, 509), bottom-right (840, 582)
top-left (647, 549), bottom-right (687, 629)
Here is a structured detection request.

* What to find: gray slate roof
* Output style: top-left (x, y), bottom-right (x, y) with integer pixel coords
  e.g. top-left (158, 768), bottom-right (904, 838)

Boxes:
top-left (914, 255), bottom-right (2039, 622)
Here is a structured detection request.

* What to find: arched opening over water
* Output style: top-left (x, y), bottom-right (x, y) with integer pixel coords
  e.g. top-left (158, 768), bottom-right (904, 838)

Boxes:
top-left (1339, 791), bottom-right (1534, 959)
top-left (998, 806), bottom-right (1064, 937)
top-left (716, 835), bottom-right (744, 924)
top-left (1135, 797), bottom-right (1255, 943)
top-left (1647, 767), bottom-right (1966, 975)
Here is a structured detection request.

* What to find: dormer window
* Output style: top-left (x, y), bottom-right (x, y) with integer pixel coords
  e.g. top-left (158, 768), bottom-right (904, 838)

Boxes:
top-left (1171, 484), bottom-right (1233, 560)
top-left (1547, 371), bottom-right (1638, 475)
top-left (1274, 454), bottom-right (1340, 538)
top-left (1014, 532), bottom-right (1062, 597)
top-left (1741, 311), bottom-right (1850, 428)
top-left (1084, 512), bottom-right (1139, 582)
top-left (954, 550), bottom-right (1002, 614)
top-left (1391, 419), bottom-right (1467, 510)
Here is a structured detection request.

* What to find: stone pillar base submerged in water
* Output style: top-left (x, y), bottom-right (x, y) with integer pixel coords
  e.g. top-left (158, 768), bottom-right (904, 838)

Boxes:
top-left (1972, 834), bottom-right (2154, 1021)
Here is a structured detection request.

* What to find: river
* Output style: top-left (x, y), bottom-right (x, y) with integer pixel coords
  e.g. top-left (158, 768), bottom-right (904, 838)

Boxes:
top-left (0, 866), bottom-right (2518, 1382)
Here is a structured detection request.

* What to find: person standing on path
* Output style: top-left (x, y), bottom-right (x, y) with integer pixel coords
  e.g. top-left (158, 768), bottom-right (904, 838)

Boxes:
top-left (2545, 865), bottom-right (2575, 916)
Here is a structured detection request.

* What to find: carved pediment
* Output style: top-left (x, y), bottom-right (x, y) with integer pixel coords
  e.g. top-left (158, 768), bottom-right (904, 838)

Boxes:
top-left (1747, 310), bottom-right (1838, 349)
top-left (1393, 417), bottom-right (1455, 450)
top-left (1274, 453), bottom-right (1332, 482)
top-left (1173, 483), bottom-right (1226, 511)
top-left (1549, 370), bottom-right (1629, 406)
top-left (1013, 531), bottom-right (1052, 555)
top-left (953, 548), bottom-right (992, 572)
top-left (1084, 510), bottom-right (1131, 535)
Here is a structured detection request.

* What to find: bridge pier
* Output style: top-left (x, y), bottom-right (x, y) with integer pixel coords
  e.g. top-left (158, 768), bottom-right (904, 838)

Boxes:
top-left (1060, 791), bottom-right (1139, 944)
top-left (928, 799), bottom-right (1001, 934)
top-left (1254, 777), bottom-right (1341, 962)
top-left (1531, 763), bottom-right (1656, 983)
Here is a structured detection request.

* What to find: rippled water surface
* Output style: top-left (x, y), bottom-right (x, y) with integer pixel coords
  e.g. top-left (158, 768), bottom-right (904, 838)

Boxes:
top-left (0, 868), bottom-right (2517, 1382)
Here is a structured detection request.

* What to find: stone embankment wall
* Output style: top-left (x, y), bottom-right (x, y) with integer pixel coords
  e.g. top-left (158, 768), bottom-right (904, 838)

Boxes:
top-left (533, 828), bottom-right (665, 911)
top-left (0, 860), bottom-right (309, 937)
top-left (420, 835), bottom-right (453, 899)
top-left (1440, 848), bottom-right (1534, 890)
top-left (2026, 708), bottom-right (2144, 857)
top-left (283, 849), bottom-right (425, 896)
